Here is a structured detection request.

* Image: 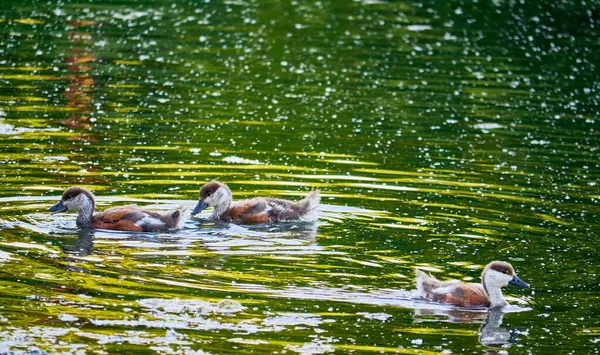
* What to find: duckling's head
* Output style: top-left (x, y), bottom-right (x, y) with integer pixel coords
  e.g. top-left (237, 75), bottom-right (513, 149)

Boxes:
top-left (192, 181), bottom-right (232, 215)
top-left (48, 187), bottom-right (95, 214)
top-left (482, 261), bottom-right (530, 289)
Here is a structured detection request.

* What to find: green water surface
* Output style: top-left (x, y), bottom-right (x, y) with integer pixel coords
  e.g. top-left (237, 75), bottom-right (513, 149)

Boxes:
top-left (0, 0), bottom-right (599, 354)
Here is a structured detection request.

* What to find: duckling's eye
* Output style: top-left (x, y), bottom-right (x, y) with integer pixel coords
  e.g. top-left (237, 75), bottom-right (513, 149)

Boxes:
top-left (206, 192), bottom-right (212, 196)
top-left (66, 195), bottom-right (72, 200)
top-left (501, 270), bottom-right (509, 275)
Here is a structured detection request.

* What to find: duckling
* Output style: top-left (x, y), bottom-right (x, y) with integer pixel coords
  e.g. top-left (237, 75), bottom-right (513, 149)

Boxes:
top-left (48, 187), bottom-right (185, 232)
top-left (192, 181), bottom-right (320, 223)
top-left (415, 261), bottom-right (530, 309)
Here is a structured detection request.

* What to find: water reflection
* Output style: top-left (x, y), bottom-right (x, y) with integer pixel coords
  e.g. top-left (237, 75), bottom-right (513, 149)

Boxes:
top-left (201, 220), bottom-right (319, 242)
top-left (64, 20), bottom-right (98, 135)
top-left (62, 228), bottom-right (95, 256)
top-left (479, 311), bottom-right (518, 353)
top-left (413, 308), bottom-right (522, 353)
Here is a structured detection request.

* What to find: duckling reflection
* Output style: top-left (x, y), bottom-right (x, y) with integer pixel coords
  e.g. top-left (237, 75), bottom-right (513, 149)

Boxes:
top-left (479, 310), bottom-right (517, 352)
top-left (244, 221), bottom-right (318, 241)
top-left (412, 308), bottom-right (521, 353)
top-left (61, 228), bottom-right (95, 256)
top-left (205, 220), bottom-right (318, 243)
top-left (412, 307), bottom-right (488, 324)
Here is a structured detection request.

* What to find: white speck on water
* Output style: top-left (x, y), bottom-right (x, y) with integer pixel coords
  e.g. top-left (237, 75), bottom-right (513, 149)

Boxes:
top-left (263, 314), bottom-right (322, 327)
top-left (59, 314), bottom-right (79, 322)
top-left (0, 123), bottom-right (47, 135)
top-left (357, 312), bottom-right (391, 322)
top-left (137, 298), bottom-right (245, 315)
top-left (455, 7), bottom-right (463, 14)
top-left (0, 250), bottom-right (15, 262)
top-left (44, 156), bottom-right (69, 162)
top-left (407, 25), bottom-right (431, 31)
top-left (411, 338), bottom-right (423, 345)
top-left (474, 123), bottom-right (504, 130)
top-left (228, 338), bottom-right (269, 345)
top-left (223, 156), bottom-right (263, 165)
top-left (444, 32), bottom-right (457, 40)
top-left (4, 242), bottom-right (59, 254)
top-left (209, 151), bottom-right (222, 157)
top-left (0, 124), bottom-right (28, 134)
top-left (199, 36), bottom-right (207, 42)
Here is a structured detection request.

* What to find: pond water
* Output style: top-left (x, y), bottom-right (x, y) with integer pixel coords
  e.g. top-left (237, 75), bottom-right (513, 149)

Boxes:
top-left (0, 0), bottom-right (599, 354)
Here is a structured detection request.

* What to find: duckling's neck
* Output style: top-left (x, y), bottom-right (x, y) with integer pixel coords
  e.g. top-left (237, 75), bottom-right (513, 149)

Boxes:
top-left (75, 199), bottom-right (95, 228)
top-left (483, 273), bottom-right (509, 309)
top-left (210, 188), bottom-right (232, 220)
top-left (211, 201), bottom-right (231, 220)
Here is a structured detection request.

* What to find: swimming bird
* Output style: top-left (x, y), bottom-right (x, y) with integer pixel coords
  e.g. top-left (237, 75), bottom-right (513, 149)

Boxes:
top-left (48, 187), bottom-right (185, 232)
top-left (415, 261), bottom-right (530, 309)
top-left (192, 181), bottom-right (320, 223)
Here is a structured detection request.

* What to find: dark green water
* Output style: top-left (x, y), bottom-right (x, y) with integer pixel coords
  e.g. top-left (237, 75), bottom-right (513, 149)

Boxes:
top-left (0, 0), bottom-right (599, 353)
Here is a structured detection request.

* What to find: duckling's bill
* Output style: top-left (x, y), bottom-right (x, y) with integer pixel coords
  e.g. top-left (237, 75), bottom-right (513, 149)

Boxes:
top-left (192, 200), bottom-right (208, 215)
top-left (48, 201), bottom-right (68, 214)
top-left (508, 274), bottom-right (530, 288)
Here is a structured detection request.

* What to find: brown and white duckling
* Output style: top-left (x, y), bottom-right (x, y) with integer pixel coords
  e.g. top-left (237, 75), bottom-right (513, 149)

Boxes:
top-left (192, 181), bottom-right (320, 223)
top-left (48, 187), bottom-right (185, 232)
top-left (415, 261), bottom-right (530, 309)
